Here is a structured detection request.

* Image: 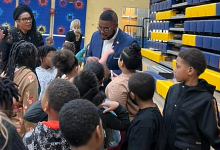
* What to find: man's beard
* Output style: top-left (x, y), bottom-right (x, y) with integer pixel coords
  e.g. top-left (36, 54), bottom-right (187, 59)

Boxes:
top-left (106, 29), bottom-right (116, 40)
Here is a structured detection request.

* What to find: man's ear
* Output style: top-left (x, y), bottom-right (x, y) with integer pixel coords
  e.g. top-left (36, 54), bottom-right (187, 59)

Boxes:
top-left (115, 23), bottom-right (118, 29)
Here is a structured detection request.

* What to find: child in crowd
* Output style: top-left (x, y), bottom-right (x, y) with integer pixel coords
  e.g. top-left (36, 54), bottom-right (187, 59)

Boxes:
top-left (120, 73), bottom-right (166, 150)
top-left (163, 48), bottom-right (220, 150)
top-left (23, 79), bottom-right (80, 150)
top-left (105, 43), bottom-right (142, 121)
top-left (4, 40), bottom-right (38, 136)
top-left (83, 61), bottom-right (105, 91)
top-left (73, 69), bottom-right (129, 131)
top-left (45, 36), bottom-right (54, 45)
top-left (73, 69), bottom-right (129, 148)
top-left (62, 42), bottom-right (76, 54)
top-left (52, 49), bottom-right (79, 81)
top-left (75, 44), bottom-right (89, 63)
top-left (36, 45), bottom-right (57, 101)
top-left (59, 99), bottom-right (104, 150)
top-left (0, 77), bottom-right (26, 149)
top-left (23, 50), bottom-right (79, 123)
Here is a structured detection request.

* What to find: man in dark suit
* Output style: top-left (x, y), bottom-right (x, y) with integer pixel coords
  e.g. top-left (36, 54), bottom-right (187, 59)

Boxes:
top-left (85, 10), bottom-right (137, 75)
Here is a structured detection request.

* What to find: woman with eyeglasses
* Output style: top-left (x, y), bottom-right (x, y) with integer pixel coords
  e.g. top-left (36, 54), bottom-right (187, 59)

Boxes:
top-left (0, 4), bottom-right (44, 72)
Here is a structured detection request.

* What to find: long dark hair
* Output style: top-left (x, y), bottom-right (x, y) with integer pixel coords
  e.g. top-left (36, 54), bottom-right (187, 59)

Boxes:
top-left (5, 40), bottom-right (37, 80)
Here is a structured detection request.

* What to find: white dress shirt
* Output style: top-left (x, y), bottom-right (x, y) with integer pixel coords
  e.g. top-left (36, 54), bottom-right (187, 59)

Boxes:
top-left (101, 28), bottom-right (119, 55)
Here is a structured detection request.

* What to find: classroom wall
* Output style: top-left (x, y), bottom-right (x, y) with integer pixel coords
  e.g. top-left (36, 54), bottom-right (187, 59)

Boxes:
top-left (84, 0), bottom-right (149, 44)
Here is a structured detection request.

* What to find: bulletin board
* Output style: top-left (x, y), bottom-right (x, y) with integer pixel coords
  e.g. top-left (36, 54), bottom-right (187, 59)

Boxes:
top-left (53, 0), bottom-right (87, 49)
top-left (0, 0), bottom-right (16, 29)
top-left (0, 0), bottom-right (87, 50)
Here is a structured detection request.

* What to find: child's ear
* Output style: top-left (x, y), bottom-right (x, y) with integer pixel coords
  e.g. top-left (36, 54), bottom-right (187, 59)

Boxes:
top-left (95, 125), bottom-right (102, 139)
top-left (130, 92), bottom-right (136, 100)
top-left (119, 60), bottom-right (124, 67)
top-left (43, 101), bottom-right (49, 112)
top-left (74, 65), bottom-right (80, 74)
top-left (40, 58), bottom-right (43, 62)
top-left (188, 66), bottom-right (195, 76)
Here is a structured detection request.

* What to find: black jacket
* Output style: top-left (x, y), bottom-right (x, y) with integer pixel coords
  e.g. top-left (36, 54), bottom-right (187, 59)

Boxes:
top-left (0, 118), bottom-right (26, 150)
top-left (0, 27), bottom-right (44, 71)
top-left (163, 79), bottom-right (220, 150)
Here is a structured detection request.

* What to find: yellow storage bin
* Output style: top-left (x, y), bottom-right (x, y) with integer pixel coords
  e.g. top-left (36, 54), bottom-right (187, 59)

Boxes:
top-left (150, 32), bottom-right (173, 41)
top-left (191, 6), bottom-right (198, 17)
top-left (205, 3), bottom-right (216, 16)
top-left (186, 3), bottom-right (217, 18)
top-left (172, 59), bottom-right (176, 70)
top-left (197, 5), bottom-right (206, 17)
top-left (141, 49), bottom-right (165, 63)
top-left (156, 13), bottom-right (160, 20)
top-left (182, 34), bottom-right (189, 45)
top-left (200, 69), bottom-right (220, 91)
top-left (188, 35), bottom-right (196, 46)
top-left (156, 80), bottom-right (174, 99)
top-left (155, 10), bottom-right (176, 20)
top-left (185, 7), bottom-right (192, 18)
top-left (182, 34), bottom-right (196, 46)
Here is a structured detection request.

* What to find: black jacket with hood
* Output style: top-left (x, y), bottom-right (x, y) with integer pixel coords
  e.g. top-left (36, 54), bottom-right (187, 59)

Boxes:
top-left (163, 79), bottom-right (220, 150)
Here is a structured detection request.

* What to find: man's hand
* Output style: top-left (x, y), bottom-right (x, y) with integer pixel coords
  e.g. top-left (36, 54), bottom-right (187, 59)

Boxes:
top-left (0, 29), bottom-right (5, 41)
top-left (86, 56), bottom-right (99, 63)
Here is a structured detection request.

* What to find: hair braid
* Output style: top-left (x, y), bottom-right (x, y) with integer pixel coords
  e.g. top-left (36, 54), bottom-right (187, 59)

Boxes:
top-left (5, 40), bottom-right (37, 80)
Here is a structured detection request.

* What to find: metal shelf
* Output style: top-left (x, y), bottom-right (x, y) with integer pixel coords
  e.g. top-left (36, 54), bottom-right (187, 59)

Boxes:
top-left (169, 28), bottom-right (185, 32)
top-left (167, 50), bottom-right (179, 56)
top-left (170, 15), bottom-right (186, 20)
top-left (168, 39), bottom-right (183, 45)
top-left (172, 1), bottom-right (213, 9)
top-left (172, 2), bottom-right (188, 8)
top-left (159, 61), bottom-right (173, 69)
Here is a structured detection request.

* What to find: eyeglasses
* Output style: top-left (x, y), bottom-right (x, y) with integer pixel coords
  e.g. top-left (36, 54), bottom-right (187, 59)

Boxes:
top-left (19, 17), bottom-right (32, 22)
top-left (97, 26), bottom-right (111, 33)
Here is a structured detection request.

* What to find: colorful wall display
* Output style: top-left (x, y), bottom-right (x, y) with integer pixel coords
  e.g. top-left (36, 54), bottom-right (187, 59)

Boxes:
top-left (0, 0), bottom-right (87, 49)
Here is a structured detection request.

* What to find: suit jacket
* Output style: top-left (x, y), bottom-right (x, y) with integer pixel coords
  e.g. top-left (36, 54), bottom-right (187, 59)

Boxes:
top-left (85, 29), bottom-right (136, 74)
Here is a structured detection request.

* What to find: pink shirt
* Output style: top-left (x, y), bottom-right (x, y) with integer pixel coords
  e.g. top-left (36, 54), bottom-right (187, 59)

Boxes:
top-left (105, 73), bottom-right (139, 121)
